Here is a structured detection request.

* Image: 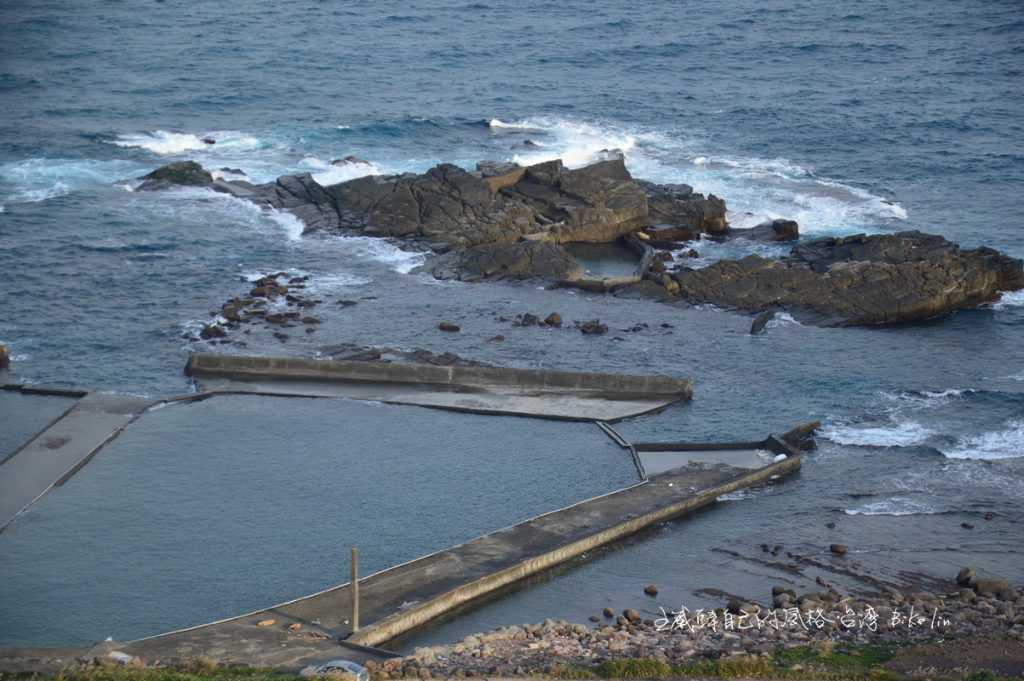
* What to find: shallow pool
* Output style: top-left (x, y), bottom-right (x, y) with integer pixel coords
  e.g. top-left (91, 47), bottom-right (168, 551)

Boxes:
top-left (0, 391), bottom-right (75, 462)
top-left (0, 394), bottom-right (637, 647)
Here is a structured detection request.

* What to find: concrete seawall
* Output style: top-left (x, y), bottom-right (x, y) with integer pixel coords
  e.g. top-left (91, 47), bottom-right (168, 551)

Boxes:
top-left (185, 354), bottom-right (692, 398)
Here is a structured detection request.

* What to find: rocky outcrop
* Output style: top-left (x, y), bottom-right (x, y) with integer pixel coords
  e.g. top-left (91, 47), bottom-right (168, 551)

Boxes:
top-left (323, 164), bottom-right (532, 245)
top-left (213, 174), bottom-right (342, 232)
top-left (500, 158), bottom-right (649, 244)
top-left (136, 161), bottom-right (213, 191)
top-left (640, 180), bottom-right (728, 240)
top-left (135, 157), bottom-right (724, 256)
top-left (674, 231), bottom-right (1024, 326)
top-left (728, 218), bottom-right (800, 242)
top-left (425, 241), bottom-right (583, 282)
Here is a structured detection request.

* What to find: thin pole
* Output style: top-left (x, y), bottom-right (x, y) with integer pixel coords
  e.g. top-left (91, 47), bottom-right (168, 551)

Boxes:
top-left (351, 547), bottom-right (360, 632)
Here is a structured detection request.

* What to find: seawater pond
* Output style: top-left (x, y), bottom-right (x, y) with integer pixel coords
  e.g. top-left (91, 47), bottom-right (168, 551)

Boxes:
top-left (0, 391), bottom-right (76, 461)
top-left (0, 394), bottom-right (637, 647)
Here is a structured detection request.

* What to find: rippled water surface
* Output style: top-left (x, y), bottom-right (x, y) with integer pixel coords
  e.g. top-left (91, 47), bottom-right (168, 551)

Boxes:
top-left (1, 0), bottom-right (1022, 648)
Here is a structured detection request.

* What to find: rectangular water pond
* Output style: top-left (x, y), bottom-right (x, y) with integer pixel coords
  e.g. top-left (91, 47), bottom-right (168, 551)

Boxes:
top-left (0, 394), bottom-right (637, 648)
top-left (0, 390), bottom-right (76, 462)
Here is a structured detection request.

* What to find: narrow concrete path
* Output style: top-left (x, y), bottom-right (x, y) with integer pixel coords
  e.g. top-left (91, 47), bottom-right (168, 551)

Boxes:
top-left (118, 453), bottom-right (799, 669)
top-left (0, 392), bottom-right (155, 530)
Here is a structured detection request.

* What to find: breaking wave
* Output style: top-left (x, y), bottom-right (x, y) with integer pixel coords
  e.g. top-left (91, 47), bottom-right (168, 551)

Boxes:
top-left (992, 289), bottom-right (1024, 310)
top-left (486, 114), bottom-right (907, 240)
top-left (110, 130), bottom-right (264, 155)
top-left (822, 420), bottom-right (934, 447)
top-left (0, 157), bottom-right (147, 207)
top-left (844, 498), bottom-right (940, 516)
top-left (942, 420), bottom-right (1024, 460)
top-left (325, 235), bottom-right (427, 274)
top-left (296, 156), bottom-right (383, 186)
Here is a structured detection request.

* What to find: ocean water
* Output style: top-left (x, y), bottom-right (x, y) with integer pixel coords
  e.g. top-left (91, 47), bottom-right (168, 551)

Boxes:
top-left (1, 0), bottom-right (1023, 648)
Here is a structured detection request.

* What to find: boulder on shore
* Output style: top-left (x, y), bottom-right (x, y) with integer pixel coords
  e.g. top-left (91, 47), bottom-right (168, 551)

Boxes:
top-left (674, 231), bottom-right (1024, 326)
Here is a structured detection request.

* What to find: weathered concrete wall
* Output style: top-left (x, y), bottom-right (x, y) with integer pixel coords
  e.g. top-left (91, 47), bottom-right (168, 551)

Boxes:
top-left (185, 354), bottom-right (693, 399)
top-left (348, 454), bottom-right (800, 647)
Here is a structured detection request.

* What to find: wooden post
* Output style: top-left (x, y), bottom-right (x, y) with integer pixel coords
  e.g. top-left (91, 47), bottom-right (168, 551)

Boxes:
top-left (351, 547), bottom-right (360, 632)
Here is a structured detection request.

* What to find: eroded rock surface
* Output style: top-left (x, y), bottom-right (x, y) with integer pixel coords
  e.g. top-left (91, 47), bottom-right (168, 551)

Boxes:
top-left (675, 231), bottom-right (1024, 326)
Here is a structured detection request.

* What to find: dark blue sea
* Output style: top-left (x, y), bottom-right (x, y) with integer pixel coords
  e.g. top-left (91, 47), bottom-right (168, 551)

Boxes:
top-left (1, 0), bottom-right (1022, 648)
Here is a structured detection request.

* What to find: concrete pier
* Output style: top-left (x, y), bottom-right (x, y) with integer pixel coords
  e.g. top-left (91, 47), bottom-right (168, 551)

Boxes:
top-left (0, 389), bottom-right (155, 531)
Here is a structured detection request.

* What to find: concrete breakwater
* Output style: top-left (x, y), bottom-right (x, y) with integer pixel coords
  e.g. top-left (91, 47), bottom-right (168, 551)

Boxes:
top-left (184, 353), bottom-right (693, 421)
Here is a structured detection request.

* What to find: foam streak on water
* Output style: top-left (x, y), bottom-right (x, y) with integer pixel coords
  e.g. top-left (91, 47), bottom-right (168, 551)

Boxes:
top-left (943, 420), bottom-right (1024, 460)
top-left (822, 420), bottom-right (934, 448)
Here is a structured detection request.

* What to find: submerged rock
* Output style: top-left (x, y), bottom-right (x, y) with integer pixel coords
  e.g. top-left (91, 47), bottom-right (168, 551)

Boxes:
top-left (674, 231), bottom-right (1024, 326)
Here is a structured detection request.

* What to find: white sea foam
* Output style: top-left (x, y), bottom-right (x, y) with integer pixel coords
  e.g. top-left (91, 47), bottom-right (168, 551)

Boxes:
top-left (766, 311), bottom-right (800, 329)
top-left (844, 498), bottom-right (939, 516)
top-left (267, 210), bottom-right (305, 241)
top-left (296, 156), bottom-right (382, 186)
top-left (0, 158), bottom-right (146, 206)
top-left (493, 115), bottom-right (907, 236)
top-left (304, 272), bottom-right (372, 292)
top-left (110, 130), bottom-right (264, 155)
top-left (147, 185), bottom-right (307, 242)
top-left (491, 116), bottom-right (643, 169)
top-left (879, 388), bottom-right (974, 410)
top-left (327, 235), bottom-right (427, 274)
top-left (992, 289), bottom-right (1024, 310)
top-left (489, 118), bottom-right (541, 130)
top-left (210, 168), bottom-right (249, 181)
top-left (822, 420), bottom-right (934, 447)
top-left (942, 420), bottom-right (1024, 460)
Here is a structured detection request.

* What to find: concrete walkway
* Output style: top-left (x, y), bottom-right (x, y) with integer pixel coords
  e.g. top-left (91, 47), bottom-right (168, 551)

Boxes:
top-left (0, 391), bottom-right (155, 531)
top-left (116, 451), bottom-right (799, 669)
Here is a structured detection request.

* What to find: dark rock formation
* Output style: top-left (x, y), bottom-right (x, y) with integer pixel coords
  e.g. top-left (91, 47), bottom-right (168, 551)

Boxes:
top-left (327, 163), bottom-right (538, 245)
top-left (136, 157), bottom-right (723, 255)
top-left (499, 159), bottom-right (648, 244)
top-left (640, 180), bottom-right (728, 240)
top-left (578, 320), bottom-right (609, 335)
top-left (136, 161), bottom-right (213, 191)
top-left (424, 241), bottom-right (583, 281)
top-left (317, 343), bottom-right (489, 367)
top-left (213, 174), bottom-right (342, 232)
top-left (750, 310), bottom-right (776, 335)
top-left (674, 231), bottom-right (1024, 326)
top-left (0, 344), bottom-right (9, 369)
top-left (728, 218), bottom-right (800, 242)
